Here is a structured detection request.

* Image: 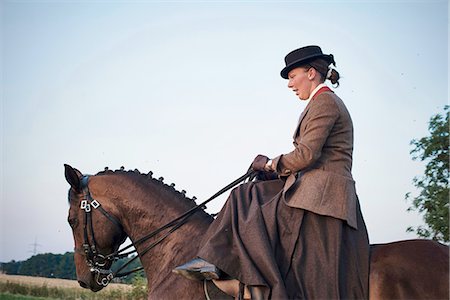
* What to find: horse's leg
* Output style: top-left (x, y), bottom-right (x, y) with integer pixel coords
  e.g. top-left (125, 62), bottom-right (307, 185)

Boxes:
top-left (212, 279), bottom-right (251, 299)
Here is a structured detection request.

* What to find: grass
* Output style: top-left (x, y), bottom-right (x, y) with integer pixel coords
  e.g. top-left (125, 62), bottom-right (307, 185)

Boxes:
top-left (0, 293), bottom-right (49, 300)
top-left (0, 274), bottom-right (147, 300)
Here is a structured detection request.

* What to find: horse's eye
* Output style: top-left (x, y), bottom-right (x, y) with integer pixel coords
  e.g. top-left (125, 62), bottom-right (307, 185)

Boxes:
top-left (68, 217), bottom-right (78, 228)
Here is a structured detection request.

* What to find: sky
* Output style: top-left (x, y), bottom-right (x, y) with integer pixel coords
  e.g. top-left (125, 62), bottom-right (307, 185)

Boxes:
top-left (0, 0), bottom-right (448, 262)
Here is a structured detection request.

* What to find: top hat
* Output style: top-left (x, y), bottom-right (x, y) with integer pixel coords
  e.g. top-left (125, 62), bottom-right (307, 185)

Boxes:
top-left (280, 45), bottom-right (333, 79)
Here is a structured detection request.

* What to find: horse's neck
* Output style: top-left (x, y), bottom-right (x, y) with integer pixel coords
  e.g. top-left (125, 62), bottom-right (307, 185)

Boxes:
top-left (102, 174), bottom-right (211, 294)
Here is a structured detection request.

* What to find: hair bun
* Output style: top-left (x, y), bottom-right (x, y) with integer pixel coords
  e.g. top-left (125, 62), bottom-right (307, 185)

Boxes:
top-left (329, 69), bottom-right (340, 87)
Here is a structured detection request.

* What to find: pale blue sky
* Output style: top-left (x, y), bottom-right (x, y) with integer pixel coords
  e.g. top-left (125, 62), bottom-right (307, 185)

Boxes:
top-left (1, 0), bottom-right (448, 262)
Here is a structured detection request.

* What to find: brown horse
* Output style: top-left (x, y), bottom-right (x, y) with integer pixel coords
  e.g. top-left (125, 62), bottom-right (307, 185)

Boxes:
top-left (64, 165), bottom-right (449, 299)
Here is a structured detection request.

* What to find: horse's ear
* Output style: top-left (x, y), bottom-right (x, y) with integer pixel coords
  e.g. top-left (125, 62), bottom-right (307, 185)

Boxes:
top-left (64, 164), bottom-right (83, 193)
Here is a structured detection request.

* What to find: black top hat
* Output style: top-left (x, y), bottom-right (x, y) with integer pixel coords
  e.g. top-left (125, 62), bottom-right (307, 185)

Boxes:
top-left (280, 45), bottom-right (334, 79)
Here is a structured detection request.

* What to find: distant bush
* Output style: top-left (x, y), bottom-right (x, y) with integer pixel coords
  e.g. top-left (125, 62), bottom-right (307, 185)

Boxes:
top-left (127, 275), bottom-right (147, 300)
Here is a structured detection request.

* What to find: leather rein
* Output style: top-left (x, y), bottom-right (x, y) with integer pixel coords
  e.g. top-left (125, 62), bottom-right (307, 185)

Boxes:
top-left (76, 170), bottom-right (254, 287)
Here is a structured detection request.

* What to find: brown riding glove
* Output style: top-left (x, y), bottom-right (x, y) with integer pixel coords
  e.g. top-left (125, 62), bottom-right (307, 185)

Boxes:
top-left (251, 155), bottom-right (278, 181)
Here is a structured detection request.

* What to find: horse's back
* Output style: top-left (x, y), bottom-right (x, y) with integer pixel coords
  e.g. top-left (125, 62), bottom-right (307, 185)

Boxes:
top-left (369, 239), bottom-right (449, 300)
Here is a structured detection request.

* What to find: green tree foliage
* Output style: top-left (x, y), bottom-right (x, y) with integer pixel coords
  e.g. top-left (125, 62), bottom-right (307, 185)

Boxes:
top-left (1, 253), bottom-right (144, 284)
top-left (406, 105), bottom-right (449, 242)
top-left (0, 260), bottom-right (21, 275)
top-left (0, 253), bottom-right (75, 279)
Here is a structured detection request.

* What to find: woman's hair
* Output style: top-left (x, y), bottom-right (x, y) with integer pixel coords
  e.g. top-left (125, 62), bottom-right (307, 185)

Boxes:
top-left (304, 58), bottom-right (340, 87)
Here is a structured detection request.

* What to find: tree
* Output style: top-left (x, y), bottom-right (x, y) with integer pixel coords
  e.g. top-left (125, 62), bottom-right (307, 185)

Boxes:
top-left (406, 105), bottom-right (449, 243)
top-left (0, 252), bottom-right (143, 283)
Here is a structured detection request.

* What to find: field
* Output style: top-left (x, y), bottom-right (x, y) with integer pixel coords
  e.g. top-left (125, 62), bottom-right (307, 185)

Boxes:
top-left (0, 274), bottom-right (131, 291)
top-left (0, 274), bottom-right (146, 300)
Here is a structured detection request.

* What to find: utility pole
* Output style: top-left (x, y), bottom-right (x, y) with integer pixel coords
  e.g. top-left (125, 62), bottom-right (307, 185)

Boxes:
top-left (29, 237), bottom-right (42, 256)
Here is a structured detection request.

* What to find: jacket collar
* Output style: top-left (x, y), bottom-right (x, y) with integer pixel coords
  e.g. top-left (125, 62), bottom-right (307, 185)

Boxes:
top-left (308, 83), bottom-right (332, 101)
top-left (292, 84), bottom-right (334, 139)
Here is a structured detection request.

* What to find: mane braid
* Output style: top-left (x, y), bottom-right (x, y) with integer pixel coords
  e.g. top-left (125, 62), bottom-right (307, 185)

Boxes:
top-left (96, 166), bottom-right (213, 218)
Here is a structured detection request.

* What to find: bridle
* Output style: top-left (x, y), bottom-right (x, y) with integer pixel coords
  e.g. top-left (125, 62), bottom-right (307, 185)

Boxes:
top-left (75, 170), bottom-right (254, 287)
top-left (77, 175), bottom-right (126, 286)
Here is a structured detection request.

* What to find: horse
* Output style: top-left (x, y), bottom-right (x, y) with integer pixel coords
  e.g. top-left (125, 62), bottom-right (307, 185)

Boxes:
top-left (64, 165), bottom-right (449, 299)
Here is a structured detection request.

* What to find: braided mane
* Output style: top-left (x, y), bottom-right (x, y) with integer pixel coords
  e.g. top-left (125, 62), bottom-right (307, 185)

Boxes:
top-left (96, 166), bottom-right (213, 218)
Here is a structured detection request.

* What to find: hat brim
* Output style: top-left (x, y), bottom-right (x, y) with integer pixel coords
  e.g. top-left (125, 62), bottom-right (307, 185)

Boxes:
top-left (280, 53), bottom-right (332, 79)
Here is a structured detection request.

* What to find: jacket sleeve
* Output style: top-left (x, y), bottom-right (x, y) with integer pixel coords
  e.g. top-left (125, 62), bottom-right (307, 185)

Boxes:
top-left (273, 96), bottom-right (339, 176)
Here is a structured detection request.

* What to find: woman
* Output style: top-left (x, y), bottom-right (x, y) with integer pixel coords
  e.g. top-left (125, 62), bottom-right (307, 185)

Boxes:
top-left (174, 45), bottom-right (369, 299)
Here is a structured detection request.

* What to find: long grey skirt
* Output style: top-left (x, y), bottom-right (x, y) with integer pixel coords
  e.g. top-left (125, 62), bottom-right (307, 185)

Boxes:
top-left (198, 179), bottom-right (369, 299)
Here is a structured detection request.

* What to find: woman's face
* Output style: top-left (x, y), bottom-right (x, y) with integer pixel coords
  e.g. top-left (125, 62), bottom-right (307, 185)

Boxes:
top-left (287, 67), bottom-right (314, 100)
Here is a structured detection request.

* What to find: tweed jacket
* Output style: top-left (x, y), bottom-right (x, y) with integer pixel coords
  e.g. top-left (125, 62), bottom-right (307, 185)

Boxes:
top-left (272, 89), bottom-right (358, 229)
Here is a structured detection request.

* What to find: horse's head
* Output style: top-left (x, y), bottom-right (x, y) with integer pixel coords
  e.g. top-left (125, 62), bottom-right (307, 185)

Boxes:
top-left (64, 164), bottom-right (127, 292)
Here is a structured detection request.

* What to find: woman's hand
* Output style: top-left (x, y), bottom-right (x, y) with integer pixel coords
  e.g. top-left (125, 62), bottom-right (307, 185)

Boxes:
top-left (251, 154), bottom-right (269, 171)
top-left (250, 155), bottom-right (278, 181)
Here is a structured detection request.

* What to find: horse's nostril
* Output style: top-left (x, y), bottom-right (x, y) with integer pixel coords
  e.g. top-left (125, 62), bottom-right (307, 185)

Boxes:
top-left (78, 280), bottom-right (88, 288)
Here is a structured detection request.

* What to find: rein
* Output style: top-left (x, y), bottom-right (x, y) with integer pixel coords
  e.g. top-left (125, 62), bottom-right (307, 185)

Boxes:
top-left (78, 169), bottom-right (255, 286)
